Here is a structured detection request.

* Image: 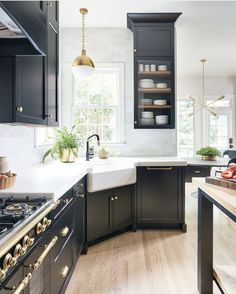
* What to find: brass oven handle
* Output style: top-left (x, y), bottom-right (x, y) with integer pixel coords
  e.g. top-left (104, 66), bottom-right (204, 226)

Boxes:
top-left (146, 167), bottom-right (173, 171)
top-left (13, 273), bottom-right (32, 294)
top-left (60, 227), bottom-right (69, 237)
top-left (32, 236), bottom-right (58, 270)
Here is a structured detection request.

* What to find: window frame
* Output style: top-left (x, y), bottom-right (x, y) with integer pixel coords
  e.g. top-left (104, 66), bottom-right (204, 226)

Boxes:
top-left (72, 62), bottom-right (125, 145)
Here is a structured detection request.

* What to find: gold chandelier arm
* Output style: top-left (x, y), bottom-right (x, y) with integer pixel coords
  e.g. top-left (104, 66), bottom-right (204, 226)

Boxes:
top-left (188, 106), bottom-right (217, 117)
top-left (205, 95), bottom-right (225, 107)
top-left (189, 96), bottom-right (204, 107)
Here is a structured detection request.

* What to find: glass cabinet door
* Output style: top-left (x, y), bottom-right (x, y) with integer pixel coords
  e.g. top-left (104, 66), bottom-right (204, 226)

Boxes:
top-left (134, 58), bottom-right (174, 129)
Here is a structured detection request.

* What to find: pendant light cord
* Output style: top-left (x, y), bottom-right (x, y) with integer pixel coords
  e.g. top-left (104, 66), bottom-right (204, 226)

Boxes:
top-left (82, 12), bottom-right (85, 51)
top-left (202, 60), bottom-right (205, 100)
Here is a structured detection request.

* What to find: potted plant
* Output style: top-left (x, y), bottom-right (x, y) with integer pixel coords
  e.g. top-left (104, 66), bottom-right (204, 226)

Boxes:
top-left (98, 146), bottom-right (109, 159)
top-left (43, 126), bottom-right (81, 163)
top-left (196, 146), bottom-right (221, 161)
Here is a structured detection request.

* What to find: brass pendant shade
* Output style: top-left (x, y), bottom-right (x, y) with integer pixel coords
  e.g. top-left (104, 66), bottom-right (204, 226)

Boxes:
top-left (72, 8), bottom-right (95, 79)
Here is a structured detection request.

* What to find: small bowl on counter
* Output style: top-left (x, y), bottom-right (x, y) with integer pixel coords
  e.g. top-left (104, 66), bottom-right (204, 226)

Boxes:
top-left (155, 115), bottom-right (168, 125)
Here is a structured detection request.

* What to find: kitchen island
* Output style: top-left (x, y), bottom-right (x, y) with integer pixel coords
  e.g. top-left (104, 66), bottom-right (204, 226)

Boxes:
top-left (193, 177), bottom-right (236, 293)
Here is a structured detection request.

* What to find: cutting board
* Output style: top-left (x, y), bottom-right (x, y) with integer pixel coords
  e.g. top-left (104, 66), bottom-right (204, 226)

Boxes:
top-left (206, 176), bottom-right (236, 190)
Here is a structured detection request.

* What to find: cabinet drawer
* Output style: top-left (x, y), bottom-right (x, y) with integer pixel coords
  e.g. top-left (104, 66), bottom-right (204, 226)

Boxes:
top-left (73, 177), bottom-right (86, 195)
top-left (51, 234), bottom-right (73, 294)
top-left (50, 189), bottom-right (73, 220)
top-left (186, 166), bottom-right (210, 182)
top-left (52, 204), bottom-right (74, 259)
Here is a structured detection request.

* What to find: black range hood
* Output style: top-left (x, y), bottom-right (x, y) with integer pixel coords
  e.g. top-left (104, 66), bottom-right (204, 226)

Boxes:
top-left (0, 1), bottom-right (47, 56)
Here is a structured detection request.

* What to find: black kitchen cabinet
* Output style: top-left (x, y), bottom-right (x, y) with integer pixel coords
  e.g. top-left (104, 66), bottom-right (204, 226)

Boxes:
top-left (137, 166), bottom-right (186, 232)
top-left (0, 1), bottom-right (59, 126)
top-left (0, 268), bottom-right (23, 293)
top-left (185, 166), bottom-right (211, 182)
top-left (127, 13), bottom-right (181, 129)
top-left (87, 185), bottom-right (135, 244)
top-left (15, 56), bottom-right (47, 125)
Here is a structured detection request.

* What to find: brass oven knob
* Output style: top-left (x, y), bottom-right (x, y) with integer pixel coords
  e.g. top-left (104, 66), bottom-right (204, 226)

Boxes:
top-left (16, 106), bottom-right (23, 113)
top-left (62, 199), bottom-right (69, 204)
top-left (3, 253), bottom-right (13, 270)
top-left (42, 217), bottom-right (51, 227)
top-left (36, 222), bottom-right (44, 235)
top-left (0, 268), bottom-right (6, 280)
top-left (23, 235), bottom-right (35, 248)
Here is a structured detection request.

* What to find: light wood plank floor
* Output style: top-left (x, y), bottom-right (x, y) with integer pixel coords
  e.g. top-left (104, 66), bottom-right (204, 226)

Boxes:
top-left (66, 184), bottom-right (236, 294)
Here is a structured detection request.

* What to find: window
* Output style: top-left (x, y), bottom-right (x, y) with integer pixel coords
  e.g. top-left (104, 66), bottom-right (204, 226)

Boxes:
top-left (177, 95), bottom-right (234, 157)
top-left (177, 98), bottom-right (194, 157)
top-left (73, 63), bottom-right (124, 144)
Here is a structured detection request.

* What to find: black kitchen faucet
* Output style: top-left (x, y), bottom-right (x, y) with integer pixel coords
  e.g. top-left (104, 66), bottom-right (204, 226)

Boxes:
top-left (86, 134), bottom-right (100, 161)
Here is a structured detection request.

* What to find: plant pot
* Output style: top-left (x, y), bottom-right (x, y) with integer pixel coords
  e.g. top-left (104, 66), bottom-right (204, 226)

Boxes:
top-left (59, 148), bottom-right (78, 163)
top-left (98, 151), bottom-right (109, 160)
top-left (201, 155), bottom-right (217, 161)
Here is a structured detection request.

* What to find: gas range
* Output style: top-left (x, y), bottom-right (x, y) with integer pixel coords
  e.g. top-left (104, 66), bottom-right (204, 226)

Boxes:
top-left (0, 196), bottom-right (48, 240)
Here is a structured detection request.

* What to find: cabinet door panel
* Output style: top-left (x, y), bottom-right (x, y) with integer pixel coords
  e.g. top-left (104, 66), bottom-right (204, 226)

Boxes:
top-left (113, 186), bottom-right (134, 231)
top-left (15, 56), bottom-right (46, 125)
top-left (87, 191), bottom-right (113, 242)
top-left (73, 195), bottom-right (85, 258)
top-left (135, 27), bottom-right (173, 56)
top-left (138, 167), bottom-right (182, 223)
top-left (47, 23), bottom-right (58, 126)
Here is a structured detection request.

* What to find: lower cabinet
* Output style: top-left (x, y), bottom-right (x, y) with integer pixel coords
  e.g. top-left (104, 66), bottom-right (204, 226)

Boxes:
top-left (87, 185), bottom-right (135, 243)
top-left (137, 166), bottom-right (186, 231)
top-left (185, 165), bottom-right (211, 182)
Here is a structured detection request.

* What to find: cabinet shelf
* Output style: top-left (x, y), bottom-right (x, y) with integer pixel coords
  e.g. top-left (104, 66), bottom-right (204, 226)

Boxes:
top-left (138, 71), bottom-right (171, 76)
top-left (138, 105), bottom-right (171, 109)
top-left (138, 88), bottom-right (171, 93)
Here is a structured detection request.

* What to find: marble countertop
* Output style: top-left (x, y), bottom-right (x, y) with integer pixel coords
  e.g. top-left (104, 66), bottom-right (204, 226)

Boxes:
top-left (186, 157), bottom-right (229, 167)
top-left (0, 156), bottom-right (187, 199)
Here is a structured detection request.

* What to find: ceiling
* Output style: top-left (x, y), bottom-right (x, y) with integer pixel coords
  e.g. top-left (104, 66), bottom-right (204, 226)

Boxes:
top-left (60, 1), bottom-right (236, 76)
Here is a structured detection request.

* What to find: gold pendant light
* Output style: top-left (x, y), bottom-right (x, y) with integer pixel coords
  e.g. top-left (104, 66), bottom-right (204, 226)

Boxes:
top-left (72, 8), bottom-right (95, 79)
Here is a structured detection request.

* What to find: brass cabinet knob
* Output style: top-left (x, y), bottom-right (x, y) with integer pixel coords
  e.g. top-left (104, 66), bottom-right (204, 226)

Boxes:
top-left (60, 226), bottom-right (69, 237)
top-left (134, 49), bottom-right (137, 53)
top-left (47, 1), bottom-right (52, 6)
top-left (61, 265), bottom-right (69, 278)
top-left (16, 106), bottom-right (23, 113)
top-left (110, 197), bottom-right (114, 201)
top-left (114, 196), bottom-right (118, 200)
top-left (134, 121), bottom-right (138, 124)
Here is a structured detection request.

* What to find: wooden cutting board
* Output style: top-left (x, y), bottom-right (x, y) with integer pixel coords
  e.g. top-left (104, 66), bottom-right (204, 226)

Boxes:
top-left (206, 176), bottom-right (236, 190)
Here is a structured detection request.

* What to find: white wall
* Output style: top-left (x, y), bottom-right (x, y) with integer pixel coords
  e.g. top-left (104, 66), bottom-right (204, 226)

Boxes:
top-left (61, 27), bottom-right (177, 156)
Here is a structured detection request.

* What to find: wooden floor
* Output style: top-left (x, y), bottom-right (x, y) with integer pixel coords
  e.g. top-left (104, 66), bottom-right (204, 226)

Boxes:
top-left (66, 184), bottom-right (236, 294)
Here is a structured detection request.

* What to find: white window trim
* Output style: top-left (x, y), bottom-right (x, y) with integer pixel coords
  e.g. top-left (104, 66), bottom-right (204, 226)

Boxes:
top-left (72, 62), bottom-right (125, 144)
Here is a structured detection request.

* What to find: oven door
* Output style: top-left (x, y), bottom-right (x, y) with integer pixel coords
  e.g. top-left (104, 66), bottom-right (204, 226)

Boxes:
top-left (22, 231), bottom-right (57, 294)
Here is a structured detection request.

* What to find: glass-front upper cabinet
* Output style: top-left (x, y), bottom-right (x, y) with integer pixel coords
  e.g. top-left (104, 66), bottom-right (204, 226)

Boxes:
top-left (134, 58), bottom-right (175, 129)
top-left (127, 12), bottom-right (181, 129)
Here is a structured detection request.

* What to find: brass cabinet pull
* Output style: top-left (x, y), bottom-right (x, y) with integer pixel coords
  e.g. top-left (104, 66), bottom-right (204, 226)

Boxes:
top-left (16, 106), bottom-right (23, 113)
top-left (61, 265), bottom-right (69, 278)
top-left (146, 167), bottom-right (173, 171)
top-left (45, 114), bottom-right (53, 118)
top-left (60, 227), bottom-right (69, 237)
top-left (32, 236), bottom-right (58, 270)
top-left (13, 273), bottom-right (32, 294)
top-left (194, 170), bottom-right (201, 174)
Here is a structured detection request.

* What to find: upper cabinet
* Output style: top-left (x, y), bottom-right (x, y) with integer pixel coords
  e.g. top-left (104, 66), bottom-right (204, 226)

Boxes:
top-left (0, 1), bottom-right (59, 127)
top-left (127, 13), bottom-right (181, 129)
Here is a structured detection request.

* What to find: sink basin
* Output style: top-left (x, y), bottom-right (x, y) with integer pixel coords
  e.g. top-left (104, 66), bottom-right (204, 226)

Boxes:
top-left (86, 159), bottom-right (136, 192)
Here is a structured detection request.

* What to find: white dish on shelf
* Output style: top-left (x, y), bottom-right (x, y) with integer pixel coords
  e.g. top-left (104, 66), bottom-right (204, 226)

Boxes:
top-left (158, 65), bottom-right (168, 71)
top-left (155, 115), bottom-right (168, 125)
top-left (142, 111), bottom-right (154, 118)
top-left (139, 99), bottom-right (152, 105)
top-left (139, 118), bottom-right (155, 125)
top-left (140, 79), bottom-right (153, 83)
top-left (156, 83), bottom-right (167, 89)
top-left (153, 99), bottom-right (167, 106)
top-left (140, 83), bottom-right (155, 89)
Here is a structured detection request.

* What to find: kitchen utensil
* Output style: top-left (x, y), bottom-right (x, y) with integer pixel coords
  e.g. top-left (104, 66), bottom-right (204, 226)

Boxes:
top-left (155, 115), bottom-right (168, 125)
top-left (153, 99), bottom-right (167, 106)
top-left (156, 83), bottom-right (167, 89)
top-left (142, 111), bottom-right (154, 118)
top-left (158, 65), bottom-right (167, 71)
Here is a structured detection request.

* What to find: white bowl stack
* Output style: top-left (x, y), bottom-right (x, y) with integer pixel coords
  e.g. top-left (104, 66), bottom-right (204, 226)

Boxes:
top-left (155, 115), bottom-right (168, 125)
top-left (139, 79), bottom-right (155, 89)
top-left (153, 99), bottom-right (167, 106)
top-left (139, 98), bottom-right (152, 106)
top-left (156, 83), bottom-right (167, 89)
top-left (158, 65), bottom-right (168, 71)
top-left (140, 111), bottom-right (154, 125)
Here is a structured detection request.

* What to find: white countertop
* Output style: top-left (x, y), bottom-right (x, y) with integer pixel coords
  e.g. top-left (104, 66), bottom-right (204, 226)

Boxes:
top-left (0, 156), bottom-right (187, 199)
